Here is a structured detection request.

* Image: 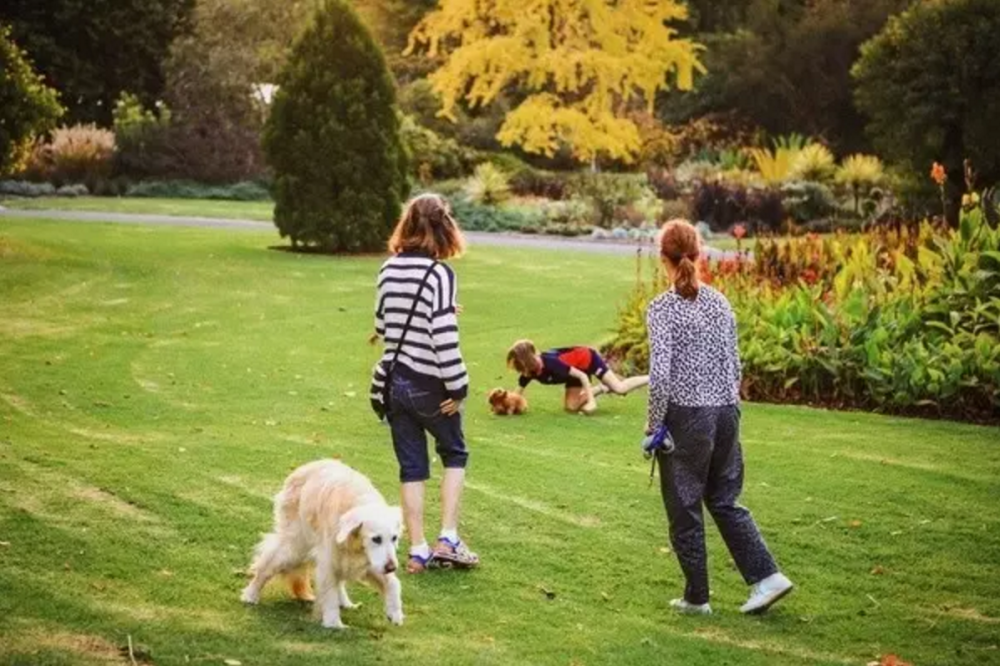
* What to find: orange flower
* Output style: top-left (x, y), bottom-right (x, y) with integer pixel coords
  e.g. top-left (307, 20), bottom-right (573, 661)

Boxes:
top-left (732, 224), bottom-right (747, 240)
top-left (930, 162), bottom-right (947, 186)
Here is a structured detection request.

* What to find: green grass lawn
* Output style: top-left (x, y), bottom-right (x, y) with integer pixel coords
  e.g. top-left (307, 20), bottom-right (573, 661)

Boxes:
top-left (1, 218), bottom-right (998, 666)
top-left (1, 196), bottom-right (274, 221)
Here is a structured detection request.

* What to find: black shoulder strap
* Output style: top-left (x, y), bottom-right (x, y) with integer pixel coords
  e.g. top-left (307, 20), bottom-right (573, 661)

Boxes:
top-left (386, 260), bottom-right (438, 374)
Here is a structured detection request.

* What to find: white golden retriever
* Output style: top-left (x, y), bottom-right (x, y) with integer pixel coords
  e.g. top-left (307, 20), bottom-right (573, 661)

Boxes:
top-left (240, 459), bottom-right (404, 629)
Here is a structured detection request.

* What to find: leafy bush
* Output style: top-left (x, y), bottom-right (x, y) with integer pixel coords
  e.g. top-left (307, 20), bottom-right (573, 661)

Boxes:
top-left (748, 145), bottom-right (799, 186)
top-left (111, 92), bottom-right (178, 182)
top-left (55, 184), bottom-right (89, 197)
top-left (673, 159), bottom-right (721, 189)
top-left (691, 181), bottom-right (785, 233)
top-left (486, 152), bottom-right (534, 176)
top-left (400, 114), bottom-right (477, 182)
top-left (464, 163), bottom-right (511, 205)
top-left (448, 196), bottom-right (542, 232)
top-left (263, 0), bottom-right (408, 252)
top-left (125, 180), bottom-right (270, 201)
top-left (25, 124), bottom-right (116, 189)
top-left (509, 169), bottom-right (570, 200)
top-left (114, 92), bottom-right (172, 140)
top-left (790, 144), bottom-right (836, 182)
top-left (602, 201), bottom-right (1000, 423)
top-left (781, 181), bottom-right (838, 224)
top-left (0, 180), bottom-right (56, 197)
top-left (660, 199), bottom-right (690, 222)
top-left (836, 154), bottom-right (885, 213)
top-left (0, 26), bottom-right (63, 176)
top-left (569, 173), bottom-right (649, 228)
top-left (537, 198), bottom-right (595, 229)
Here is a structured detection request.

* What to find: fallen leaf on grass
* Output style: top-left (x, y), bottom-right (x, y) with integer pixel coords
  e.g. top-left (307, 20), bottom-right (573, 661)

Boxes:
top-left (658, 547), bottom-right (671, 554)
top-left (223, 660), bottom-right (242, 666)
top-left (0, 541), bottom-right (10, 547)
top-left (870, 565), bottom-right (886, 575)
top-left (344, 391), bottom-right (357, 398)
top-left (601, 592), bottom-right (611, 601)
top-left (538, 585), bottom-right (556, 600)
top-left (873, 655), bottom-right (913, 666)
top-left (849, 520), bottom-right (863, 528)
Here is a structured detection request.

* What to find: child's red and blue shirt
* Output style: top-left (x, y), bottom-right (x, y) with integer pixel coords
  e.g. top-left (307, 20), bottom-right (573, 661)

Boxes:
top-left (518, 347), bottom-right (608, 388)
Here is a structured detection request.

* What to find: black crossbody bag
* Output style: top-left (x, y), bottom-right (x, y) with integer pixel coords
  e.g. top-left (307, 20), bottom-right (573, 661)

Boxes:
top-left (370, 261), bottom-right (439, 422)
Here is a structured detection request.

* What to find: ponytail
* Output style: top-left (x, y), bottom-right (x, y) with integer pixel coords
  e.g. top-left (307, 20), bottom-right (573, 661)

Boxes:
top-left (674, 256), bottom-right (699, 300)
top-left (659, 218), bottom-right (702, 300)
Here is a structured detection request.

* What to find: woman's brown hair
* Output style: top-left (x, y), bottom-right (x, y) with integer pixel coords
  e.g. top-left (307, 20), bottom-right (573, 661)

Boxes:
top-left (659, 219), bottom-right (701, 300)
top-left (388, 193), bottom-right (466, 259)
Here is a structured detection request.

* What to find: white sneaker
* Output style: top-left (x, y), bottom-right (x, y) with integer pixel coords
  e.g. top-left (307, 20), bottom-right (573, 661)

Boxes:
top-left (740, 572), bottom-right (794, 614)
top-left (670, 598), bottom-right (713, 615)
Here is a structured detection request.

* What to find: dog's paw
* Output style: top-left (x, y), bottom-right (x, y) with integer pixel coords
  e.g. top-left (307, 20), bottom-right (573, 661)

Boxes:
top-left (386, 609), bottom-right (405, 626)
top-left (321, 616), bottom-right (348, 630)
top-left (240, 587), bottom-right (260, 605)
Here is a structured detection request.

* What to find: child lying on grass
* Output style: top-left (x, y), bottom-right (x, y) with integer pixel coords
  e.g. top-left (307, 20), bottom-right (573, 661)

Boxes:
top-left (506, 340), bottom-right (648, 414)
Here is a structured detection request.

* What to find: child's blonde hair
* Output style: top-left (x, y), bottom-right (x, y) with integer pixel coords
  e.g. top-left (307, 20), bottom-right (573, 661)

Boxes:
top-left (506, 339), bottom-right (538, 374)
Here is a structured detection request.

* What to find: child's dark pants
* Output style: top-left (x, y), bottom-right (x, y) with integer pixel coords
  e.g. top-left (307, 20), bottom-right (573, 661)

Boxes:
top-left (658, 404), bottom-right (778, 605)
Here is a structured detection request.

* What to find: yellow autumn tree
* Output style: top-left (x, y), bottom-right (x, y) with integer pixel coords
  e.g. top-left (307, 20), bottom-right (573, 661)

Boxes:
top-left (406, 0), bottom-right (704, 165)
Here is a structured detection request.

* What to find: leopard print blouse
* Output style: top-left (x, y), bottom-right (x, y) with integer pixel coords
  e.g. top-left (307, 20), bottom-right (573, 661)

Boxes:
top-left (645, 285), bottom-right (741, 428)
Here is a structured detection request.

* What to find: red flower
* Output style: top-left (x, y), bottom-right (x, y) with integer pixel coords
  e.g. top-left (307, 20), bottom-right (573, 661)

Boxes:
top-left (732, 224), bottom-right (747, 240)
top-left (801, 268), bottom-right (818, 285)
top-left (930, 162), bottom-right (947, 186)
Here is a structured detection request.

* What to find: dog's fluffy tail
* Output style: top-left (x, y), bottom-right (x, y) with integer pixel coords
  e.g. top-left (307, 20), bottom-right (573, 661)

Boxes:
top-left (248, 531), bottom-right (282, 575)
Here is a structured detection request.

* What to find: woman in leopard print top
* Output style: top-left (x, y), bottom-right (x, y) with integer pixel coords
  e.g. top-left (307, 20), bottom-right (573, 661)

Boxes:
top-left (646, 220), bottom-right (793, 616)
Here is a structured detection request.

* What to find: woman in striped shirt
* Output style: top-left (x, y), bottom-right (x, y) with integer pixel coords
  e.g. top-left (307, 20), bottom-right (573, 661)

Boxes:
top-left (371, 194), bottom-right (478, 573)
top-left (647, 219), bottom-right (792, 615)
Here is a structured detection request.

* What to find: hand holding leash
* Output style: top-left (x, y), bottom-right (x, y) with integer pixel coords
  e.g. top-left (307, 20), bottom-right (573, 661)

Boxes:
top-left (641, 424), bottom-right (674, 487)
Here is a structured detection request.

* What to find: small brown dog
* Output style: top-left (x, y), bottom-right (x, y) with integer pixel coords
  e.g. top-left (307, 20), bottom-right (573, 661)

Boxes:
top-left (488, 388), bottom-right (528, 416)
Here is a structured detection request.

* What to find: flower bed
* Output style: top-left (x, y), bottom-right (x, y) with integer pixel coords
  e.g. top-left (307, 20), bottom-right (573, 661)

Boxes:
top-left (601, 202), bottom-right (1000, 423)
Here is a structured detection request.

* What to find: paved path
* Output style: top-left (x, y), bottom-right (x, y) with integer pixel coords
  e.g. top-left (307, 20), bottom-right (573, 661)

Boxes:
top-left (0, 207), bottom-right (737, 258)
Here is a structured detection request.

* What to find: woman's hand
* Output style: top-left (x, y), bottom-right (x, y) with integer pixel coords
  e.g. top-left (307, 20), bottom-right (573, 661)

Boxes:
top-left (440, 398), bottom-right (462, 416)
top-left (456, 303), bottom-right (464, 315)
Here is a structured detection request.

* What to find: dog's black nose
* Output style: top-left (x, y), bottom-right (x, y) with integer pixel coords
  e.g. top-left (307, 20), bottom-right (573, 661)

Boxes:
top-left (384, 561), bottom-right (397, 574)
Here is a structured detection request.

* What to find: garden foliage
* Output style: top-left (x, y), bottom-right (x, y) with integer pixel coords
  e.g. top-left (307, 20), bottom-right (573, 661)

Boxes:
top-left (0, 27), bottom-right (63, 177)
top-left (25, 124), bottom-right (116, 190)
top-left (407, 0), bottom-right (704, 164)
top-left (0, 0), bottom-right (194, 125)
top-left (853, 0), bottom-right (1000, 218)
top-left (603, 200), bottom-right (1000, 422)
top-left (263, 0), bottom-right (409, 252)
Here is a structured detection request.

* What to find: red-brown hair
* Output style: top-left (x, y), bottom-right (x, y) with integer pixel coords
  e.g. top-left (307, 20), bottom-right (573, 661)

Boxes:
top-left (388, 193), bottom-right (466, 259)
top-left (659, 219), bottom-right (701, 300)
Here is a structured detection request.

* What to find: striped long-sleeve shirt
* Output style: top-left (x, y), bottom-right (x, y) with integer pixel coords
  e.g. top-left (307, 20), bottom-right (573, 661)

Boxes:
top-left (370, 252), bottom-right (469, 403)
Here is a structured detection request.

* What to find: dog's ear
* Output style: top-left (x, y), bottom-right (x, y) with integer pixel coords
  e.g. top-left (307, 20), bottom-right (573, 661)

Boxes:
top-left (336, 507), bottom-right (364, 544)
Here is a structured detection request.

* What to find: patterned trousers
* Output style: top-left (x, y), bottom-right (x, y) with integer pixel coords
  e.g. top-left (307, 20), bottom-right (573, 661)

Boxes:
top-left (658, 404), bottom-right (778, 605)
